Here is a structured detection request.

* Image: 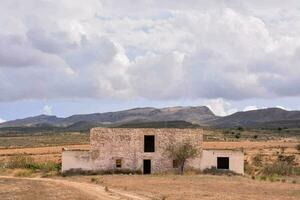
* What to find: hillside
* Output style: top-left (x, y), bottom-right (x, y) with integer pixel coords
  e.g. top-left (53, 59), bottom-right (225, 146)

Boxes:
top-left (0, 106), bottom-right (216, 128)
top-left (209, 108), bottom-right (300, 128)
top-left (1, 106), bottom-right (300, 130)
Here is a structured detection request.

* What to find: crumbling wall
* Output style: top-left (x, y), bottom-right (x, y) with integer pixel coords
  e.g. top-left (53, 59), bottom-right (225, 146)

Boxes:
top-left (61, 150), bottom-right (92, 172)
top-left (90, 128), bottom-right (203, 173)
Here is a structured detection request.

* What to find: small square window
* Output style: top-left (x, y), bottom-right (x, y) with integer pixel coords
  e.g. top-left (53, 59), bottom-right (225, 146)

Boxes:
top-left (116, 159), bottom-right (122, 168)
top-left (173, 160), bottom-right (179, 168)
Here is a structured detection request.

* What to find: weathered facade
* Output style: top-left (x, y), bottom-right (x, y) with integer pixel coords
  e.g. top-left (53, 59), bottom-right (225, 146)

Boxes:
top-left (62, 128), bottom-right (244, 174)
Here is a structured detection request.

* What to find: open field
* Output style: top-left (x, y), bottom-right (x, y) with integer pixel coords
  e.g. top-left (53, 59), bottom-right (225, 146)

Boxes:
top-left (0, 132), bottom-right (89, 148)
top-left (0, 131), bottom-right (299, 200)
top-left (55, 174), bottom-right (300, 200)
top-left (0, 139), bottom-right (299, 164)
top-left (0, 174), bottom-right (299, 200)
top-left (0, 176), bottom-right (146, 200)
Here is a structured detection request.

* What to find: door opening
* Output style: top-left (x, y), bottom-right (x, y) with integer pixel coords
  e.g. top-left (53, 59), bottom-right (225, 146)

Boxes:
top-left (217, 157), bottom-right (229, 169)
top-left (143, 159), bottom-right (151, 174)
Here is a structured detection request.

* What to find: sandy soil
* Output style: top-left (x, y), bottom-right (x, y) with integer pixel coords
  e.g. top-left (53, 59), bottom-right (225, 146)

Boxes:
top-left (92, 174), bottom-right (300, 200)
top-left (0, 176), bottom-right (148, 200)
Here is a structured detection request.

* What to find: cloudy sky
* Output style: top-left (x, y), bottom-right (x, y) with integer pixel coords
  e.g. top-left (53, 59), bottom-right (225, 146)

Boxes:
top-left (0, 0), bottom-right (300, 121)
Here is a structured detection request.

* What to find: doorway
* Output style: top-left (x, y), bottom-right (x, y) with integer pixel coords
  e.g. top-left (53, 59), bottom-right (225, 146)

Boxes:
top-left (143, 159), bottom-right (151, 174)
top-left (217, 157), bottom-right (229, 169)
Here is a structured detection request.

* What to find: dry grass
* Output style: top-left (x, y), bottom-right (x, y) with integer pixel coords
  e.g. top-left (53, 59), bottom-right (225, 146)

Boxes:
top-left (61, 174), bottom-right (300, 200)
top-left (0, 177), bottom-right (104, 200)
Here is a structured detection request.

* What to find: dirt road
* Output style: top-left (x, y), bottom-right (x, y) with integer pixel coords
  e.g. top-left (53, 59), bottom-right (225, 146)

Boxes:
top-left (0, 176), bottom-right (148, 200)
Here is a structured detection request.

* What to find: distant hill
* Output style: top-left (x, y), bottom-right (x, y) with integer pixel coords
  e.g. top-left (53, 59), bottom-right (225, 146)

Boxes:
top-left (1, 106), bottom-right (300, 131)
top-left (116, 120), bottom-right (200, 128)
top-left (209, 108), bottom-right (300, 128)
top-left (0, 106), bottom-right (217, 128)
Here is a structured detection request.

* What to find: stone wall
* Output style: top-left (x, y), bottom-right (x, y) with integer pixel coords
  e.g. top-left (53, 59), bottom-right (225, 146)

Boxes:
top-left (61, 150), bottom-right (92, 172)
top-left (61, 128), bottom-right (244, 174)
top-left (90, 128), bottom-right (203, 173)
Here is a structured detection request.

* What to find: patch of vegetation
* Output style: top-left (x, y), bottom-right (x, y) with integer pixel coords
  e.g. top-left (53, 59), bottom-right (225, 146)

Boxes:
top-left (262, 154), bottom-right (300, 176)
top-left (61, 168), bottom-right (142, 177)
top-left (296, 143), bottom-right (300, 152)
top-left (252, 153), bottom-right (263, 167)
top-left (6, 154), bottom-right (61, 173)
top-left (14, 169), bottom-right (34, 177)
top-left (202, 167), bottom-right (238, 176)
top-left (116, 121), bottom-right (200, 128)
top-left (0, 132), bottom-right (89, 148)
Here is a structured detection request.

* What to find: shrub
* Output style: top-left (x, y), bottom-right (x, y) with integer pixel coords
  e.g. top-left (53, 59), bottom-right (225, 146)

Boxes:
top-left (260, 176), bottom-right (267, 181)
top-left (237, 126), bottom-right (244, 131)
top-left (7, 154), bottom-right (60, 173)
top-left (8, 155), bottom-right (35, 169)
top-left (61, 168), bottom-right (142, 176)
top-left (14, 169), bottom-right (34, 177)
top-left (262, 161), bottom-right (299, 176)
top-left (202, 167), bottom-right (238, 176)
top-left (296, 143), bottom-right (300, 152)
top-left (252, 154), bottom-right (263, 167)
top-left (235, 133), bottom-right (241, 139)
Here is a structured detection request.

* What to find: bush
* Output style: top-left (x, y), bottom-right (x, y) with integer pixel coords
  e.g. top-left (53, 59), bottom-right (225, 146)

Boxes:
top-left (202, 167), bottom-right (238, 176)
top-left (235, 133), bottom-right (241, 139)
top-left (14, 169), bottom-right (34, 177)
top-left (262, 161), bottom-right (299, 176)
top-left (8, 155), bottom-right (35, 169)
top-left (261, 153), bottom-right (300, 176)
top-left (296, 143), bottom-right (300, 152)
top-left (61, 168), bottom-right (142, 177)
top-left (252, 154), bottom-right (263, 167)
top-left (237, 127), bottom-right (244, 131)
top-left (7, 154), bottom-right (61, 173)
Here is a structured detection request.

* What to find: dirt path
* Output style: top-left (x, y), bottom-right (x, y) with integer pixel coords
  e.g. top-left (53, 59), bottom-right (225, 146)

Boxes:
top-left (0, 176), bottom-right (148, 200)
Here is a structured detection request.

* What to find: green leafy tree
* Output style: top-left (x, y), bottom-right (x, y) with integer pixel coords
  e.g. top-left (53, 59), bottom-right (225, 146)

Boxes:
top-left (166, 140), bottom-right (198, 174)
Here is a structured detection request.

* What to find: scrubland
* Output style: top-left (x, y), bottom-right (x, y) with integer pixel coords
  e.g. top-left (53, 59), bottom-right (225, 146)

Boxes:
top-left (0, 129), bottom-right (299, 200)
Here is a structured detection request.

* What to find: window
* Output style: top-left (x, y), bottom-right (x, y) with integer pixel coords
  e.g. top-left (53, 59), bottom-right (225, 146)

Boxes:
top-left (116, 159), bottom-right (122, 168)
top-left (173, 160), bottom-right (179, 168)
top-left (144, 135), bottom-right (155, 152)
top-left (217, 157), bottom-right (229, 169)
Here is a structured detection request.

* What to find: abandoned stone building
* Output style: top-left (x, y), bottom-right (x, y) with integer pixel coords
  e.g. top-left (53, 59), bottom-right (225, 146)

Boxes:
top-left (62, 128), bottom-right (244, 174)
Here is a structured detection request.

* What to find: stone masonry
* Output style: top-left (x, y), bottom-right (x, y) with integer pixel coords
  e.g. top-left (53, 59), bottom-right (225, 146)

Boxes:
top-left (90, 128), bottom-right (203, 173)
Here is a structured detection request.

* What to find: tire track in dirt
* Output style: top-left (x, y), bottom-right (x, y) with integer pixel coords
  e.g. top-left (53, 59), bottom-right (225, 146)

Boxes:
top-left (0, 176), bottom-right (149, 200)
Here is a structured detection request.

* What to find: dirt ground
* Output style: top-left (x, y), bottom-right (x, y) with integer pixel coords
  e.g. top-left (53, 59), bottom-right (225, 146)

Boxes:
top-left (0, 176), bottom-right (147, 200)
top-left (60, 174), bottom-right (300, 200)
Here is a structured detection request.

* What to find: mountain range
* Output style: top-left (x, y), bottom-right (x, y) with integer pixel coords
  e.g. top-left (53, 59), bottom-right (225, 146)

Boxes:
top-left (1, 106), bottom-right (300, 130)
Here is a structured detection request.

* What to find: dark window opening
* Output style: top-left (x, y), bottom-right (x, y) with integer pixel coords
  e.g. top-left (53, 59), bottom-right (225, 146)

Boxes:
top-left (116, 159), bottom-right (122, 168)
top-left (217, 157), bottom-right (229, 169)
top-left (173, 160), bottom-right (179, 168)
top-left (143, 159), bottom-right (151, 174)
top-left (144, 135), bottom-right (155, 152)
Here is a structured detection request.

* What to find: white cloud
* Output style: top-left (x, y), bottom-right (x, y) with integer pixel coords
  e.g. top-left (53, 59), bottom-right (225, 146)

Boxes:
top-left (243, 105), bottom-right (258, 112)
top-left (275, 105), bottom-right (288, 110)
top-left (206, 98), bottom-right (237, 116)
top-left (0, 1), bottom-right (300, 102)
top-left (43, 105), bottom-right (52, 115)
top-left (0, 118), bottom-right (6, 123)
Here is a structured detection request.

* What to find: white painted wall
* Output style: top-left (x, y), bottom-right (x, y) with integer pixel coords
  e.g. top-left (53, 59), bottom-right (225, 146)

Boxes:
top-left (61, 150), bottom-right (92, 172)
top-left (200, 149), bottom-right (244, 174)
